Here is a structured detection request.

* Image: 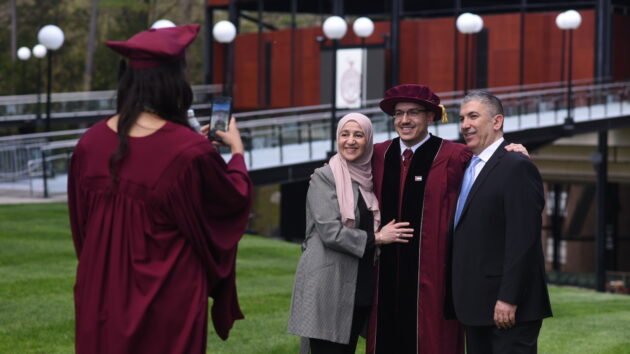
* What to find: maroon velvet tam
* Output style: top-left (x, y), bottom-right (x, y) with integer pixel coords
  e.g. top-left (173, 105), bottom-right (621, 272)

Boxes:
top-left (379, 84), bottom-right (442, 121)
top-left (106, 24), bottom-right (200, 69)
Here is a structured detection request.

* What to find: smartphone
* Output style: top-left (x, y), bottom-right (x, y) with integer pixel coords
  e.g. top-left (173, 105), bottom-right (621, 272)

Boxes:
top-left (209, 96), bottom-right (232, 141)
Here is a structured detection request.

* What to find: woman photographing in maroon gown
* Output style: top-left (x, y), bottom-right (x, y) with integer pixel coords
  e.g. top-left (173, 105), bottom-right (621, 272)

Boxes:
top-left (67, 24), bottom-right (252, 353)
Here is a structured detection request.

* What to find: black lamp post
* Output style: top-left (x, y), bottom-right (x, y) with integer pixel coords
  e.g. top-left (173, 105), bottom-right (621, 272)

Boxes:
top-left (37, 25), bottom-right (64, 132)
top-left (213, 20), bottom-right (237, 97)
top-left (32, 44), bottom-right (47, 124)
top-left (322, 16), bottom-right (348, 158)
top-left (17, 47), bottom-right (31, 95)
top-left (456, 13), bottom-right (484, 95)
top-left (556, 10), bottom-right (582, 130)
top-left (353, 17), bottom-right (375, 108)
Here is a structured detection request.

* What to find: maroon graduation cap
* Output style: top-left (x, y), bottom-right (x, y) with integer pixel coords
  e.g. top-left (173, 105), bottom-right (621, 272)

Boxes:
top-left (106, 24), bottom-right (200, 69)
top-left (379, 84), bottom-right (448, 123)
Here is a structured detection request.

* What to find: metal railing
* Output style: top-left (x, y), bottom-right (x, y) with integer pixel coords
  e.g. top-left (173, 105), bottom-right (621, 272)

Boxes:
top-left (0, 84), bottom-right (222, 124)
top-left (0, 80), bottom-right (628, 196)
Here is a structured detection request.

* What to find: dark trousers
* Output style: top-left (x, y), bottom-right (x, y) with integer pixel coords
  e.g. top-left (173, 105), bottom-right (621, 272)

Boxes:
top-left (309, 306), bottom-right (370, 354)
top-left (465, 320), bottom-right (543, 354)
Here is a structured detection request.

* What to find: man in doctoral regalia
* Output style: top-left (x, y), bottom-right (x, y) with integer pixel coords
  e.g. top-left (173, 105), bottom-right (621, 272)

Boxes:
top-left (366, 84), bottom-right (529, 353)
top-left (366, 84), bottom-right (468, 354)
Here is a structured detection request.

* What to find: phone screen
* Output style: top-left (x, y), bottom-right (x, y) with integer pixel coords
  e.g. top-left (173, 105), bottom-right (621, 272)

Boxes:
top-left (210, 96), bottom-right (232, 132)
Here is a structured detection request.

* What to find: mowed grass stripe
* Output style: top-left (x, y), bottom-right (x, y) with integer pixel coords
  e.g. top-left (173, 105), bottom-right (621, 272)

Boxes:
top-left (1, 203), bottom-right (630, 353)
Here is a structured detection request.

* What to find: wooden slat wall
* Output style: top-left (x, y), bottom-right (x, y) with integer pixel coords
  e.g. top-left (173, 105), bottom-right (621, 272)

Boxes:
top-left (212, 9), bottom-right (625, 111)
top-left (613, 14), bottom-right (630, 82)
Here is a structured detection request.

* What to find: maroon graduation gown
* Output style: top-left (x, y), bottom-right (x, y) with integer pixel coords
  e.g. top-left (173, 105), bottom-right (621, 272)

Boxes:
top-left (68, 119), bottom-right (252, 354)
top-left (367, 136), bottom-right (469, 354)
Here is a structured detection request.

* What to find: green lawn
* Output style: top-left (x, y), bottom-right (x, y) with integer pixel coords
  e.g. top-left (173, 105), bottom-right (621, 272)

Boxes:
top-left (1, 203), bottom-right (629, 353)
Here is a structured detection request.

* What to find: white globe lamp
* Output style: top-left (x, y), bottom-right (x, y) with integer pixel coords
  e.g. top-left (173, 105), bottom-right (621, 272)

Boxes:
top-left (353, 17), bottom-right (374, 38)
top-left (17, 47), bottom-right (31, 61)
top-left (456, 13), bottom-right (483, 34)
top-left (151, 19), bottom-right (176, 29)
top-left (556, 10), bottom-right (582, 30)
top-left (38, 25), bottom-right (65, 51)
top-left (33, 44), bottom-right (47, 58)
top-left (213, 20), bottom-right (237, 43)
top-left (323, 16), bottom-right (348, 40)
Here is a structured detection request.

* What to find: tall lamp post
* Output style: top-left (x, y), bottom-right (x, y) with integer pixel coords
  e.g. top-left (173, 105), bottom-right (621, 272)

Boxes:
top-left (456, 13), bottom-right (484, 95)
top-left (556, 10), bottom-right (582, 130)
top-left (17, 47), bottom-right (31, 94)
top-left (213, 20), bottom-right (237, 97)
top-left (32, 44), bottom-right (47, 123)
top-left (353, 17), bottom-right (374, 47)
top-left (322, 15), bottom-right (348, 157)
top-left (37, 25), bottom-right (64, 132)
top-left (353, 17), bottom-right (375, 108)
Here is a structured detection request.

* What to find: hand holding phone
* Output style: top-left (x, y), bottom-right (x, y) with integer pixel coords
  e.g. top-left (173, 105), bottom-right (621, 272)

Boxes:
top-left (209, 96), bottom-right (232, 142)
top-left (213, 116), bottom-right (244, 155)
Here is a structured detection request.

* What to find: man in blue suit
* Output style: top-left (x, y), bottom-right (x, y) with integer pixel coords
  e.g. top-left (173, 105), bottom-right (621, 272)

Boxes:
top-left (446, 91), bottom-right (552, 354)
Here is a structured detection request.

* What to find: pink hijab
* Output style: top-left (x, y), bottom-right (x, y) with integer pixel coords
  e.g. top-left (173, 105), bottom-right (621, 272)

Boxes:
top-left (329, 113), bottom-right (381, 232)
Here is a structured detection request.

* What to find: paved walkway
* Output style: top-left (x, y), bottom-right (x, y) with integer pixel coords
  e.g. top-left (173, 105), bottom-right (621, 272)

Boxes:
top-left (0, 190), bottom-right (67, 204)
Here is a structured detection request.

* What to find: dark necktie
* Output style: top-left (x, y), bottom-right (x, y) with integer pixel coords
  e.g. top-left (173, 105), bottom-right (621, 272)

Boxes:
top-left (398, 148), bottom-right (414, 218)
top-left (402, 148), bottom-right (413, 169)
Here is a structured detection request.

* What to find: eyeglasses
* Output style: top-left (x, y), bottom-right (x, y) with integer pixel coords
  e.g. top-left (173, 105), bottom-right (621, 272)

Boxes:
top-left (393, 109), bottom-right (428, 119)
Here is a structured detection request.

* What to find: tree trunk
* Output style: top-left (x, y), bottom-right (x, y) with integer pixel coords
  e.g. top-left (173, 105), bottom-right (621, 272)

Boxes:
top-left (83, 0), bottom-right (99, 91)
top-left (181, 0), bottom-right (192, 23)
top-left (10, 0), bottom-right (17, 94)
top-left (10, 0), bottom-right (16, 62)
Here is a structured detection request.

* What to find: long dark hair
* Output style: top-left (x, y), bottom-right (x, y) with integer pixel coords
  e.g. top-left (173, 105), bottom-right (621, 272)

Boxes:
top-left (108, 60), bottom-right (193, 185)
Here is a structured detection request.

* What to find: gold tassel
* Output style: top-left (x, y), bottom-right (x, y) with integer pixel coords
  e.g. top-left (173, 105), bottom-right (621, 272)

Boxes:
top-left (439, 104), bottom-right (448, 123)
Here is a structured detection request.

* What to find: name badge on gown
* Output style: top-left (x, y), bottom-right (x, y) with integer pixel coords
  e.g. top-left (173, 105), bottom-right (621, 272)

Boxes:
top-left (415, 176), bottom-right (423, 182)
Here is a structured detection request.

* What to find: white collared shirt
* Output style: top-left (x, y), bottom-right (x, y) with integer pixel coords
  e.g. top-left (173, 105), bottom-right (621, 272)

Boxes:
top-left (399, 133), bottom-right (431, 156)
top-left (471, 137), bottom-right (504, 180)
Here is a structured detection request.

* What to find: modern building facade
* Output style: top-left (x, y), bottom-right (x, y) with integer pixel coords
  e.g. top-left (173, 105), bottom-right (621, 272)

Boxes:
top-left (204, 0), bottom-right (630, 291)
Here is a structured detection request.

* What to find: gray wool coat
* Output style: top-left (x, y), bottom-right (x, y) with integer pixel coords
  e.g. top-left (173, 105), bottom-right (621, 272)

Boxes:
top-left (287, 165), bottom-right (371, 346)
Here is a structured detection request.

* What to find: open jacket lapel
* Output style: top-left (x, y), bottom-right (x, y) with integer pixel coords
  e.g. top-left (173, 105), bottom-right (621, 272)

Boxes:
top-left (459, 140), bottom-right (509, 225)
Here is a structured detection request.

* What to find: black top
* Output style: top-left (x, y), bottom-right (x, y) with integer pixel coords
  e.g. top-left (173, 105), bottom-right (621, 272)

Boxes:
top-left (355, 193), bottom-right (375, 307)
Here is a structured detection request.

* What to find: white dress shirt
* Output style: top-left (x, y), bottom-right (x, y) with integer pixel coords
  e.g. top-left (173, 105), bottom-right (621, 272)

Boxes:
top-left (471, 137), bottom-right (504, 180)
top-left (399, 133), bottom-right (431, 156)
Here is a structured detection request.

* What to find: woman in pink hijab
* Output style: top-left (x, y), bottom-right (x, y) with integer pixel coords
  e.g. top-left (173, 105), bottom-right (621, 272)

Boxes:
top-left (288, 113), bottom-right (413, 353)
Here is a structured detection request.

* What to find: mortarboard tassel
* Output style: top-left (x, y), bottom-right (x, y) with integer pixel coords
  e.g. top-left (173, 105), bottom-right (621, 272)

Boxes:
top-left (439, 104), bottom-right (448, 123)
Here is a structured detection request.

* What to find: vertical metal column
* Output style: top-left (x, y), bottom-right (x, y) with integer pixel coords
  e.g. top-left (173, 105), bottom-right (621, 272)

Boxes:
top-left (518, 0), bottom-right (527, 89)
top-left (517, 1), bottom-right (526, 116)
top-left (203, 7), bottom-right (214, 87)
top-left (606, 183), bottom-right (619, 271)
top-left (225, 0), bottom-right (238, 98)
top-left (265, 41), bottom-right (272, 107)
top-left (463, 34), bottom-right (469, 94)
top-left (41, 150), bottom-right (48, 198)
top-left (327, 0), bottom-right (343, 158)
top-left (203, 5), bottom-right (214, 85)
top-left (290, 0), bottom-right (297, 106)
top-left (566, 29), bottom-right (574, 126)
top-left (45, 53), bottom-right (53, 132)
top-left (560, 31), bottom-right (566, 84)
top-left (329, 38), bottom-right (338, 157)
top-left (332, 0), bottom-right (344, 16)
top-left (390, 0), bottom-right (401, 87)
top-left (257, 0), bottom-right (265, 107)
top-left (36, 58), bottom-right (42, 122)
top-left (453, 0), bottom-right (462, 93)
top-left (595, 0), bottom-right (612, 82)
top-left (552, 184), bottom-right (562, 271)
top-left (595, 130), bottom-right (608, 292)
